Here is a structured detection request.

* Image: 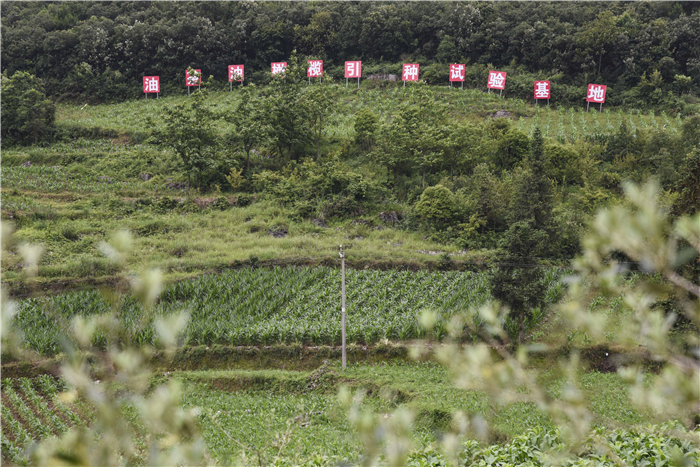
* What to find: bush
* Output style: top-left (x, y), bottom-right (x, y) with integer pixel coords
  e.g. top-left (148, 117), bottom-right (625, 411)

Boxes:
top-left (354, 108), bottom-right (378, 150)
top-left (1, 71), bottom-right (56, 146)
top-left (414, 185), bottom-right (458, 229)
top-left (211, 196), bottom-right (230, 211)
top-left (154, 197), bottom-right (178, 214)
top-left (235, 193), bottom-right (252, 207)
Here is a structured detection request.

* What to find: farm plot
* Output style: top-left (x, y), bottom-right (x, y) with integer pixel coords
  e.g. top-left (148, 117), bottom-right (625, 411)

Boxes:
top-left (12, 267), bottom-right (564, 355)
top-left (515, 106), bottom-right (682, 143)
top-left (0, 376), bottom-right (91, 465)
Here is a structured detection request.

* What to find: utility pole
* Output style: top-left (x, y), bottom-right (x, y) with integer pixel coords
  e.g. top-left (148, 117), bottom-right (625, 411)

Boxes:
top-left (340, 245), bottom-right (346, 370)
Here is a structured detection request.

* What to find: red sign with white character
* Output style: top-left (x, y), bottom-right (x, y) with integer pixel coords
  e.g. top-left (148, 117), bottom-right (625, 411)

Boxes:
top-left (143, 76), bottom-right (160, 93)
top-left (402, 64), bottom-right (419, 81)
top-left (271, 62), bottom-right (287, 76)
top-left (229, 65), bottom-right (244, 82)
top-left (586, 84), bottom-right (607, 103)
top-left (534, 80), bottom-right (550, 99)
top-left (345, 61), bottom-right (362, 78)
top-left (186, 69), bottom-right (201, 87)
top-left (487, 70), bottom-right (507, 90)
top-left (307, 60), bottom-right (323, 78)
top-left (449, 64), bottom-right (465, 82)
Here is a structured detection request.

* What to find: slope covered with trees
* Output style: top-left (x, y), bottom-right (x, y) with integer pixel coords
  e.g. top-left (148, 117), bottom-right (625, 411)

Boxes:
top-left (2, 1), bottom-right (700, 109)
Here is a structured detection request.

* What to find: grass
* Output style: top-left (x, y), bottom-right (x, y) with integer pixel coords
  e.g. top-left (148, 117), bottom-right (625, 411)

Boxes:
top-left (178, 362), bottom-right (665, 464)
top-left (1, 361), bottom-right (689, 466)
top-left (1, 190), bottom-right (494, 291)
top-left (52, 87), bottom-right (684, 145)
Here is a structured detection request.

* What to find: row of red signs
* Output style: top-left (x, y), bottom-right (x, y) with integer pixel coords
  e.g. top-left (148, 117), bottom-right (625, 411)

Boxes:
top-left (143, 62), bottom-right (607, 103)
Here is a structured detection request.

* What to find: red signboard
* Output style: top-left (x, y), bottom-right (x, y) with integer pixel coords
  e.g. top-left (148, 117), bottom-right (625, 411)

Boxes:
top-left (307, 60), bottom-right (323, 78)
top-left (345, 61), bottom-right (362, 78)
top-left (186, 69), bottom-right (201, 87)
top-left (402, 63), bottom-right (419, 82)
top-left (487, 70), bottom-right (507, 90)
top-left (271, 62), bottom-right (287, 76)
top-left (229, 65), bottom-right (244, 82)
top-left (449, 64), bottom-right (465, 82)
top-left (586, 84), bottom-right (607, 103)
top-left (143, 76), bottom-right (160, 93)
top-left (534, 80), bottom-right (550, 99)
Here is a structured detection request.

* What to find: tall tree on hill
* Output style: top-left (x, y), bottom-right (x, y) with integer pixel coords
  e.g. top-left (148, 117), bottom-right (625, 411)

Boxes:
top-left (160, 79), bottom-right (219, 195)
top-left (490, 128), bottom-right (554, 344)
top-left (577, 10), bottom-right (620, 76)
top-left (225, 85), bottom-right (268, 174)
top-left (260, 52), bottom-right (312, 163)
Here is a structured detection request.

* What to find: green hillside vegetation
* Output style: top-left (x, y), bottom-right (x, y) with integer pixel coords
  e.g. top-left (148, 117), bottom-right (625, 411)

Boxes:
top-left (2, 2), bottom-right (700, 109)
top-left (2, 3), bottom-right (699, 466)
top-left (2, 70), bottom-right (699, 291)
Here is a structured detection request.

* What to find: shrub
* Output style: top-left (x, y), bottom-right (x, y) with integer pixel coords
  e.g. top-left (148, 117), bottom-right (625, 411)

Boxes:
top-left (414, 185), bottom-right (458, 229)
top-left (1, 71), bottom-right (56, 146)
top-left (154, 197), bottom-right (178, 214)
top-left (211, 196), bottom-right (230, 211)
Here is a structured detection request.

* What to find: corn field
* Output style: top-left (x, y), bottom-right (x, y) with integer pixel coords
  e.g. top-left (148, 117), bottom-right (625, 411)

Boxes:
top-left (13, 267), bottom-right (564, 355)
top-left (515, 106), bottom-right (682, 143)
top-left (1, 376), bottom-right (92, 465)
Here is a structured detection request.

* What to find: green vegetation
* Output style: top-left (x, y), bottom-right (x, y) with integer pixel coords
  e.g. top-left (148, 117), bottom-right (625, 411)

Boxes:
top-left (10, 267), bottom-right (565, 355)
top-left (3, 83), bottom-right (698, 292)
top-left (3, 366), bottom-right (698, 466)
top-left (2, 3), bottom-right (699, 465)
top-left (0, 71), bottom-right (55, 146)
top-left (2, 2), bottom-right (699, 111)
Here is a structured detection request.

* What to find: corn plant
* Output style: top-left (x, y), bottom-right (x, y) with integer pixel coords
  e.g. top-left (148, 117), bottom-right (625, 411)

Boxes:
top-left (1, 404), bottom-right (33, 448)
top-left (18, 378), bottom-right (69, 434)
top-left (35, 375), bottom-right (85, 427)
top-left (3, 381), bottom-right (54, 439)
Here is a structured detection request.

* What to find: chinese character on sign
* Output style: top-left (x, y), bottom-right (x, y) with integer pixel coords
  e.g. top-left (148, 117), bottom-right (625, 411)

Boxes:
top-left (534, 80), bottom-right (550, 99)
top-left (229, 65), bottom-right (244, 82)
top-left (345, 61), bottom-right (362, 78)
top-left (586, 84), bottom-right (607, 103)
top-left (307, 60), bottom-right (323, 78)
top-left (402, 63), bottom-right (419, 81)
top-left (449, 64), bottom-right (465, 82)
top-left (186, 69), bottom-right (201, 87)
top-left (143, 76), bottom-right (160, 93)
top-left (487, 70), bottom-right (506, 90)
top-left (271, 62), bottom-right (287, 76)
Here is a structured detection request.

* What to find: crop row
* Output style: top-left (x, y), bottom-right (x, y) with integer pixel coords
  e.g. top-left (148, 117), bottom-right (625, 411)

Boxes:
top-left (515, 106), bottom-right (681, 143)
top-left (0, 377), bottom-right (89, 465)
top-left (14, 267), bottom-right (564, 355)
top-left (2, 165), bottom-right (152, 194)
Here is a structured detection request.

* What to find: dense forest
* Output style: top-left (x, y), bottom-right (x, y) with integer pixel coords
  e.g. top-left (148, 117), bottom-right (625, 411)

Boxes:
top-left (2, 1), bottom-right (700, 108)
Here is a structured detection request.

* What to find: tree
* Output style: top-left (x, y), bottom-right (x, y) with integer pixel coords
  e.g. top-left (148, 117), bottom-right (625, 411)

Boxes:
top-left (260, 52), bottom-right (312, 163)
top-left (577, 10), bottom-right (620, 76)
top-left (490, 129), bottom-right (554, 344)
top-left (443, 122), bottom-right (481, 180)
top-left (1, 71), bottom-right (55, 145)
top-left (671, 148), bottom-right (700, 218)
top-left (493, 128), bottom-right (530, 174)
top-left (378, 95), bottom-right (448, 188)
top-left (1, 227), bottom-right (209, 466)
top-left (415, 185), bottom-right (458, 230)
top-left (226, 85), bottom-right (268, 174)
top-left (294, 11), bottom-right (338, 56)
top-left (160, 87), bottom-right (218, 195)
top-left (303, 80), bottom-right (338, 160)
top-left (354, 107), bottom-right (378, 151)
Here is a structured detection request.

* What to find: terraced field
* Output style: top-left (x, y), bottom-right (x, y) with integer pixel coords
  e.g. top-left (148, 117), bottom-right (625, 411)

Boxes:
top-left (13, 267), bottom-right (564, 355)
top-left (1, 376), bottom-right (92, 465)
